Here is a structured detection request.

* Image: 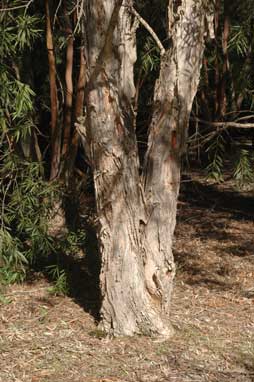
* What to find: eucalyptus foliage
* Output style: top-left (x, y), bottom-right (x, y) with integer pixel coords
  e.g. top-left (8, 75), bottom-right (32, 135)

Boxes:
top-left (233, 149), bottom-right (254, 189)
top-left (191, 0), bottom-right (254, 187)
top-left (205, 134), bottom-right (225, 183)
top-left (0, 3), bottom-right (60, 286)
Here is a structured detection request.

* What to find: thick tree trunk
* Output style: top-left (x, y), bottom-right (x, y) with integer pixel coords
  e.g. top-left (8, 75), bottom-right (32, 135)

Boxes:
top-left (80, 0), bottom-right (213, 337)
top-left (83, 0), bottom-right (171, 337)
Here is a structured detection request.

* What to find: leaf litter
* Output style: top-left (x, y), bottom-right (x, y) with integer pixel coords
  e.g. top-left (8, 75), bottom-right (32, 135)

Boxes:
top-left (1, 172), bottom-right (254, 382)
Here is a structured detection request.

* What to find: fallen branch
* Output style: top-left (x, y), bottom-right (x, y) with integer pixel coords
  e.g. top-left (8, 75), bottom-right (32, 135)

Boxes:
top-left (188, 116), bottom-right (254, 149)
top-left (191, 117), bottom-right (254, 129)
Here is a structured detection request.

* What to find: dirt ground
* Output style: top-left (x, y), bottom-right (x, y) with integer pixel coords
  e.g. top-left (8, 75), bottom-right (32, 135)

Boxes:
top-left (1, 172), bottom-right (254, 382)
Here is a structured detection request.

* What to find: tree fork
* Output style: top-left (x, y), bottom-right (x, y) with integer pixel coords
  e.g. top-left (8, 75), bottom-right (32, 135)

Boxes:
top-left (81, 0), bottom-right (214, 337)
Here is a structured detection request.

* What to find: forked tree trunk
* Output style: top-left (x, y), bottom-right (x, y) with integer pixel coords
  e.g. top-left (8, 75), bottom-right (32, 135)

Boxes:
top-left (80, 0), bottom-right (213, 337)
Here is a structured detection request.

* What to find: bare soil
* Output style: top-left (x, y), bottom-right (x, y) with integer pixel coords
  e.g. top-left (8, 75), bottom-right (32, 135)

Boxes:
top-left (1, 172), bottom-right (254, 382)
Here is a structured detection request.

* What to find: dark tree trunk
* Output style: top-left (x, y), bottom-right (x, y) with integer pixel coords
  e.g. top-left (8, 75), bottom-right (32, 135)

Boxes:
top-left (45, 0), bottom-right (61, 180)
top-left (62, 10), bottom-right (74, 158)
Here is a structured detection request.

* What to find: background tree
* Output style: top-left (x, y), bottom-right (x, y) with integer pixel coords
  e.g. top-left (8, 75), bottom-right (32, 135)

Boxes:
top-left (190, 0), bottom-right (254, 185)
top-left (0, 0), bottom-right (87, 288)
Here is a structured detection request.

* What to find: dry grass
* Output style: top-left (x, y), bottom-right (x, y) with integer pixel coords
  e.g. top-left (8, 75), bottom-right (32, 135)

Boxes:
top-left (1, 173), bottom-right (254, 382)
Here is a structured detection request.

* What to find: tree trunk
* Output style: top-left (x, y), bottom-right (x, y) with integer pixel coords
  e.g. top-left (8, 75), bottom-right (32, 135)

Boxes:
top-left (142, 0), bottom-right (213, 318)
top-left (62, 8), bottom-right (74, 158)
top-left (45, 0), bottom-right (61, 180)
top-left (80, 0), bottom-right (213, 337)
top-left (83, 0), bottom-right (169, 337)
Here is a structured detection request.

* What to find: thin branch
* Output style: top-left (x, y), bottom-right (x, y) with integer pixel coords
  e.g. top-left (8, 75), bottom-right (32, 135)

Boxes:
top-left (53, 0), bottom-right (63, 28)
top-left (235, 115), bottom-right (254, 122)
top-left (189, 116), bottom-right (254, 150)
top-left (129, 6), bottom-right (165, 56)
top-left (0, 0), bottom-right (34, 12)
top-left (73, 0), bottom-right (85, 36)
top-left (227, 108), bottom-right (254, 115)
top-left (3, 287), bottom-right (51, 297)
top-left (191, 117), bottom-right (254, 129)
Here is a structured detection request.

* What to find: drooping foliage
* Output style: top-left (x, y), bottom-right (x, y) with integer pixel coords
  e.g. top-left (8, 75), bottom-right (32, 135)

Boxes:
top-left (0, 1), bottom-right (87, 287)
top-left (190, 0), bottom-right (254, 185)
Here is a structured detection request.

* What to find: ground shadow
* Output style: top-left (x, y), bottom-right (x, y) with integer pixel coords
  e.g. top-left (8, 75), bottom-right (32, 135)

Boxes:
top-left (180, 176), bottom-right (254, 220)
top-left (178, 176), bottom-right (254, 245)
top-left (58, 218), bottom-right (102, 321)
top-left (33, 211), bottom-right (102, 322)
top-left (63, 222), bottom-right (101, 321)
top-left (173, 248), bottom-right (237, 291)
top-left (174, 175), bottom-right (254, 290)
top-left (57, 183), bottom-right (102, 321)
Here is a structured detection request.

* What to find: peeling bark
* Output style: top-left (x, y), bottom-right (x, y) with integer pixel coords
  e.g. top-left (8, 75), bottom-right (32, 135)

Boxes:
top-left (142, 0), bottom-right (210, 327)
top-left (83, 0), bottom-right (162, 337)
top-left (79, 0), bottom-right (214, 337)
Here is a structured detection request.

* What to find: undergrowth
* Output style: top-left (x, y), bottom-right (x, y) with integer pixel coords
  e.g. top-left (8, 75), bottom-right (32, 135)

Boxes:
top-left (0, 156), bottom-right (86, 293)
top-left (0, 6), bottom-right (87, 293)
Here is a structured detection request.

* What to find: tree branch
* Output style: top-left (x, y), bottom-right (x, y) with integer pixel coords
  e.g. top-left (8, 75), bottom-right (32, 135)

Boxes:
top-left (189, 116), bottom-right (254, 150)
top-left (0, 0), bottom-right (34, 12)
top-left (191, 117), bottom-right (254, 129)
top-left (129, 6), bottom-right (166, 56)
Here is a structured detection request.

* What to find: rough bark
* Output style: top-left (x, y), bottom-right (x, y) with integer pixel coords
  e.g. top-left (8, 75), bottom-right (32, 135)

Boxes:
top-left (142, 0), bottom-right (213, 326)
top-left (82, 0), bottom-right (166, 337)
top-left (79, 0), bottom-right (213, 337)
